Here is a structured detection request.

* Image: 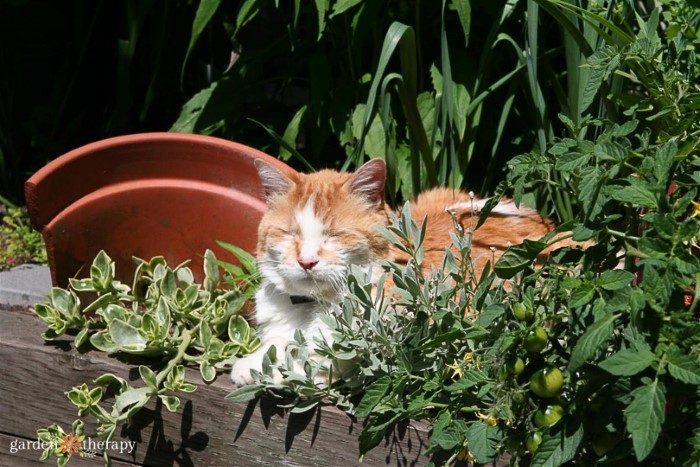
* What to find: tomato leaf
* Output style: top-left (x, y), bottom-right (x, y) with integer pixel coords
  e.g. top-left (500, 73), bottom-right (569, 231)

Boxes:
top-left (666, 350), bottom-right (700, 385)
top-left (599, 348), bottom-right (657, 376)
top-left (530, 418), bottom-right (584, 467)
top-left (569, 314), bottom-right (618, 372)
top-left (466, 421), bottom-right (499, 464)
top-left (598, 270), bottom-right (635, 291)
top-left (494, 239), bottom-right (547, 279)
top-left (355, 375), bottom-right (392, 418)
top-left (625, 379), bottom-right (665, 461)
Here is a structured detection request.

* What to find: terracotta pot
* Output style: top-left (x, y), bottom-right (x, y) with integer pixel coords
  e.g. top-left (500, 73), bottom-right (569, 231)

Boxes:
top-left (25, 133), bottom-right (293, 287)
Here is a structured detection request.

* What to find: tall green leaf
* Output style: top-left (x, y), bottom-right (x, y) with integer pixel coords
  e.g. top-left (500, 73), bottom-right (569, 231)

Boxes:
top-left (569, 313), bottom-right (618, 372)
top-left (181, 0), bottom-right (222, 82)
top-left (625, 379), bottom-right (665, 462)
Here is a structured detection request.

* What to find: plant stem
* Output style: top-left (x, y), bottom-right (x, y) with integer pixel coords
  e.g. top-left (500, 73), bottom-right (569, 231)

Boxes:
top-left (156, 329), bottom-right (192, 387)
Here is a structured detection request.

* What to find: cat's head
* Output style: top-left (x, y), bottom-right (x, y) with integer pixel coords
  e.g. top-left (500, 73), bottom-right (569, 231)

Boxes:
top-left (254, 159), bottom-right (390, 301)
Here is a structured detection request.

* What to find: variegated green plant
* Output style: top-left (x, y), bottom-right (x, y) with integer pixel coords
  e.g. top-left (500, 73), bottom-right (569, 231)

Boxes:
top-left (34, 248), bottom-right (259, 466)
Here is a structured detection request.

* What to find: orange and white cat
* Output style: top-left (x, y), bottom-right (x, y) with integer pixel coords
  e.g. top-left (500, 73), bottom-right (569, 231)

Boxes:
top-left (230, 159), bottom-right (553, 386)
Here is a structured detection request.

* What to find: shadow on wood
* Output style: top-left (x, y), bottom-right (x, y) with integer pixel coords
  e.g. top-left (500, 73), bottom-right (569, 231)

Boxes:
top-left (0, 306), bottom-right (456, 466)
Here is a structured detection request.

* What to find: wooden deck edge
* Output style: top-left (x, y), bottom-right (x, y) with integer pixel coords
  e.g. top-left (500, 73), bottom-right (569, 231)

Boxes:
top-left (0, 307), bottom-right (451, 466)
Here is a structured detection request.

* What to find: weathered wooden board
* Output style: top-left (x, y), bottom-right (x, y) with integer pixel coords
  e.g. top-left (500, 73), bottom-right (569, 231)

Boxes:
top-left (0, 307), bottom-right (453, 466)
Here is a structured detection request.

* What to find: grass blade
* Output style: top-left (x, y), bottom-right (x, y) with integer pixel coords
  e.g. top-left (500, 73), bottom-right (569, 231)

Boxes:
top-left (181, 0), bottom-right (222, 83)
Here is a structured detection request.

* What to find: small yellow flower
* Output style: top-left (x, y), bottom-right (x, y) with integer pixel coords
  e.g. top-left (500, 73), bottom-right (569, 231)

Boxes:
top-left (476, 412), bottom-right (498, 426)
top-left (446, 353), bottom-right (474, 380)
top-left (691, 200), bottom-right (700, 218)
top-left (457, 448), bottom-right (476, 462)
top-left (447, 361), bottom-right (464, 380)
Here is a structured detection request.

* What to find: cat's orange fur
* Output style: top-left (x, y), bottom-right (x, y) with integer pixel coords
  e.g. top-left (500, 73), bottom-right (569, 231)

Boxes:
top-left (398, 187), bottom-right (554, 279)
top-left (231, 159), bottom-right (557, 385)
top-left (255, 161), bottom-right (554, 280)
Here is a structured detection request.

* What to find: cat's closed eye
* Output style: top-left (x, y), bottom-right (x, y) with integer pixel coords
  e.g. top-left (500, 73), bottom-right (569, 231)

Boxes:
top-left (271, 227), bottom-right (295, 236)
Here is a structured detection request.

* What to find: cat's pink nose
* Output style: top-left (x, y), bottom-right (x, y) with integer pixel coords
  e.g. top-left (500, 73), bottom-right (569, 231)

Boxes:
top-left (298, 257), bottom-right (319, 270)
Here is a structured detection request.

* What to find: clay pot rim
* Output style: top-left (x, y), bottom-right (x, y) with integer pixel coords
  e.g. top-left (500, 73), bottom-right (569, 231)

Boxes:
top-left (29, 132), bottom-right (289, 184)
top-left (45, 178), bottom-right (268, 231)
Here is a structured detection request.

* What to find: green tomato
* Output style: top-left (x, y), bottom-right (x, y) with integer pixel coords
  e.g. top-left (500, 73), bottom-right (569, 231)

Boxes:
top-left (592, 432), bottom-right (621, 457)
top-left (526, 431), bottom-right (542, 452)
top-left (530, 366), bottom-right (564, 398)
top-left (534, 403), bottom-right (565, 428)
top-left (503, 435), bottom-right (524, 455)
top-left (512, 302), bottom-right (534, 321)
top-left (506, 356), bottom-right (525, 375)
top-left (524, 327), bottom-right (548, 353)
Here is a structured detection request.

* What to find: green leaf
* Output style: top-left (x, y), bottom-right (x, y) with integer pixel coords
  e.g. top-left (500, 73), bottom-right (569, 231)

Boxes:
top-left (568, 282), bottom-right (594, 307)
top-left (625, 379), bottom-right (665, 461)
top-left (109, 319), bottom-right (148, 352)
top-left (69, 278), bottom-right (95, 292)
top-left (234, 0), bottom-right (263, 37)
top-left (530, 419), bottom-right (584, 467)
top-left (599, 348), bottom-right (657, 376)
top-left (330, 0), bottom-right (362, 17)
top-left (494, 240), bottom-right (547, 279)
top-left (90, 331), bottom-right (119, 353)
top-left (90, 250), bottom-right (113, 286)
top-left (290, 398), bottom-right (321, 414)
top-left (358, 411), bottom-right (403, 455)
top-left (169, 81), bottom-right (217, 133)
top-left (569, 314), bottom-right (618, 372)
top-left (434, 420), bottom-right (466, 450)
top-left (578, 166), bottom-right (606, 219)
top-left (200, 361), bottom-right (216, 383)
top-left (466, 422), bottom-right (498, 463)
top-left (228, 315), bottom-right (251, 343)
top-left (445, 370), bottom-right (488, 392)
top-left (94, 373), bottom-right (128, 392)
top-left (50, 288), bottom-right (77, 318)
top-left (74, 328), bottom-right (89, 348)
top-left (580, 44), bottom-right (620, 112)
top-left (279, 105), bottom-right (307, 161)
top-left (313, 0), bottom-right (329, 40)
top-left (159, 395), bottom-right (181, 412)
top-left (139, 366), bottom-right (158, 390)
top-left (666, 351), bottom-right (700, 385)
top-left (203, 249), bottom-right (220, 292)
top-left (216, 240), bottom-right (257, 274)
top-left (450, 0), bottom-right (471, 46)
top-left (113, 387), bottom-right (152, 415)
top-left (654, 141), bottom-right (677, 185)
top-left (555, 152), bottom-right (592, 171)
top-left (160, 269), bottom-right (177, 297)
top-left (611, 182), bottom-right (657, 208)
top-left (598, 270), bottom-right (635, 291)
top-left (181, 0), bottom-right (222, 80)
top-left (154, 297), bottom-right (171, 339)
top-left (477, 304), bottom-right (505, 328)
top-left (355, 375), bottom-right (392, 418)
top-left (225, 384), bottom-right (263, 402)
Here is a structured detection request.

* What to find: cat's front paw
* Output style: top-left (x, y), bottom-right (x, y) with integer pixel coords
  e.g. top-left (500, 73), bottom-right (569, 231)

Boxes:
top-left (230, 352), bottom-right (262, 386)
top-left (230, 337), bottom-right (287, 386)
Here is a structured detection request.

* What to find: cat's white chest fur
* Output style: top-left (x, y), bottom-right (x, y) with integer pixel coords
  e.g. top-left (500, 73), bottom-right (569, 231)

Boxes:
top-left (230, 283), bottom-right (333, 386)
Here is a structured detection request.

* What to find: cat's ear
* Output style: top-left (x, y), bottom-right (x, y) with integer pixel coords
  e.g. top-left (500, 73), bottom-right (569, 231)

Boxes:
top-left (255, 159), bottom-right (295, 202)
top-left (346, 159), bottom-right (386, 208)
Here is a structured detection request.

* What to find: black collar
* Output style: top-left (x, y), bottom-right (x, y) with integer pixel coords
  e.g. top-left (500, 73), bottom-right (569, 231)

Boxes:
top-left (289, 295), bottom-right (316, 305)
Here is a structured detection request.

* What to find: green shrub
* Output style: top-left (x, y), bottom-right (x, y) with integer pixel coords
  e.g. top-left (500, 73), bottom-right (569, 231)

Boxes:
top-left (0, 207), bottom-right (47, 270)
top-left (228, 3), bottom-right (700, 466)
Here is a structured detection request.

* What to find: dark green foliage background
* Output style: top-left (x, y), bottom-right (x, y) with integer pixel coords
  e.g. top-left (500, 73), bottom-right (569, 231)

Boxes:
top-left (1, 0), bottom-right (578, 206)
